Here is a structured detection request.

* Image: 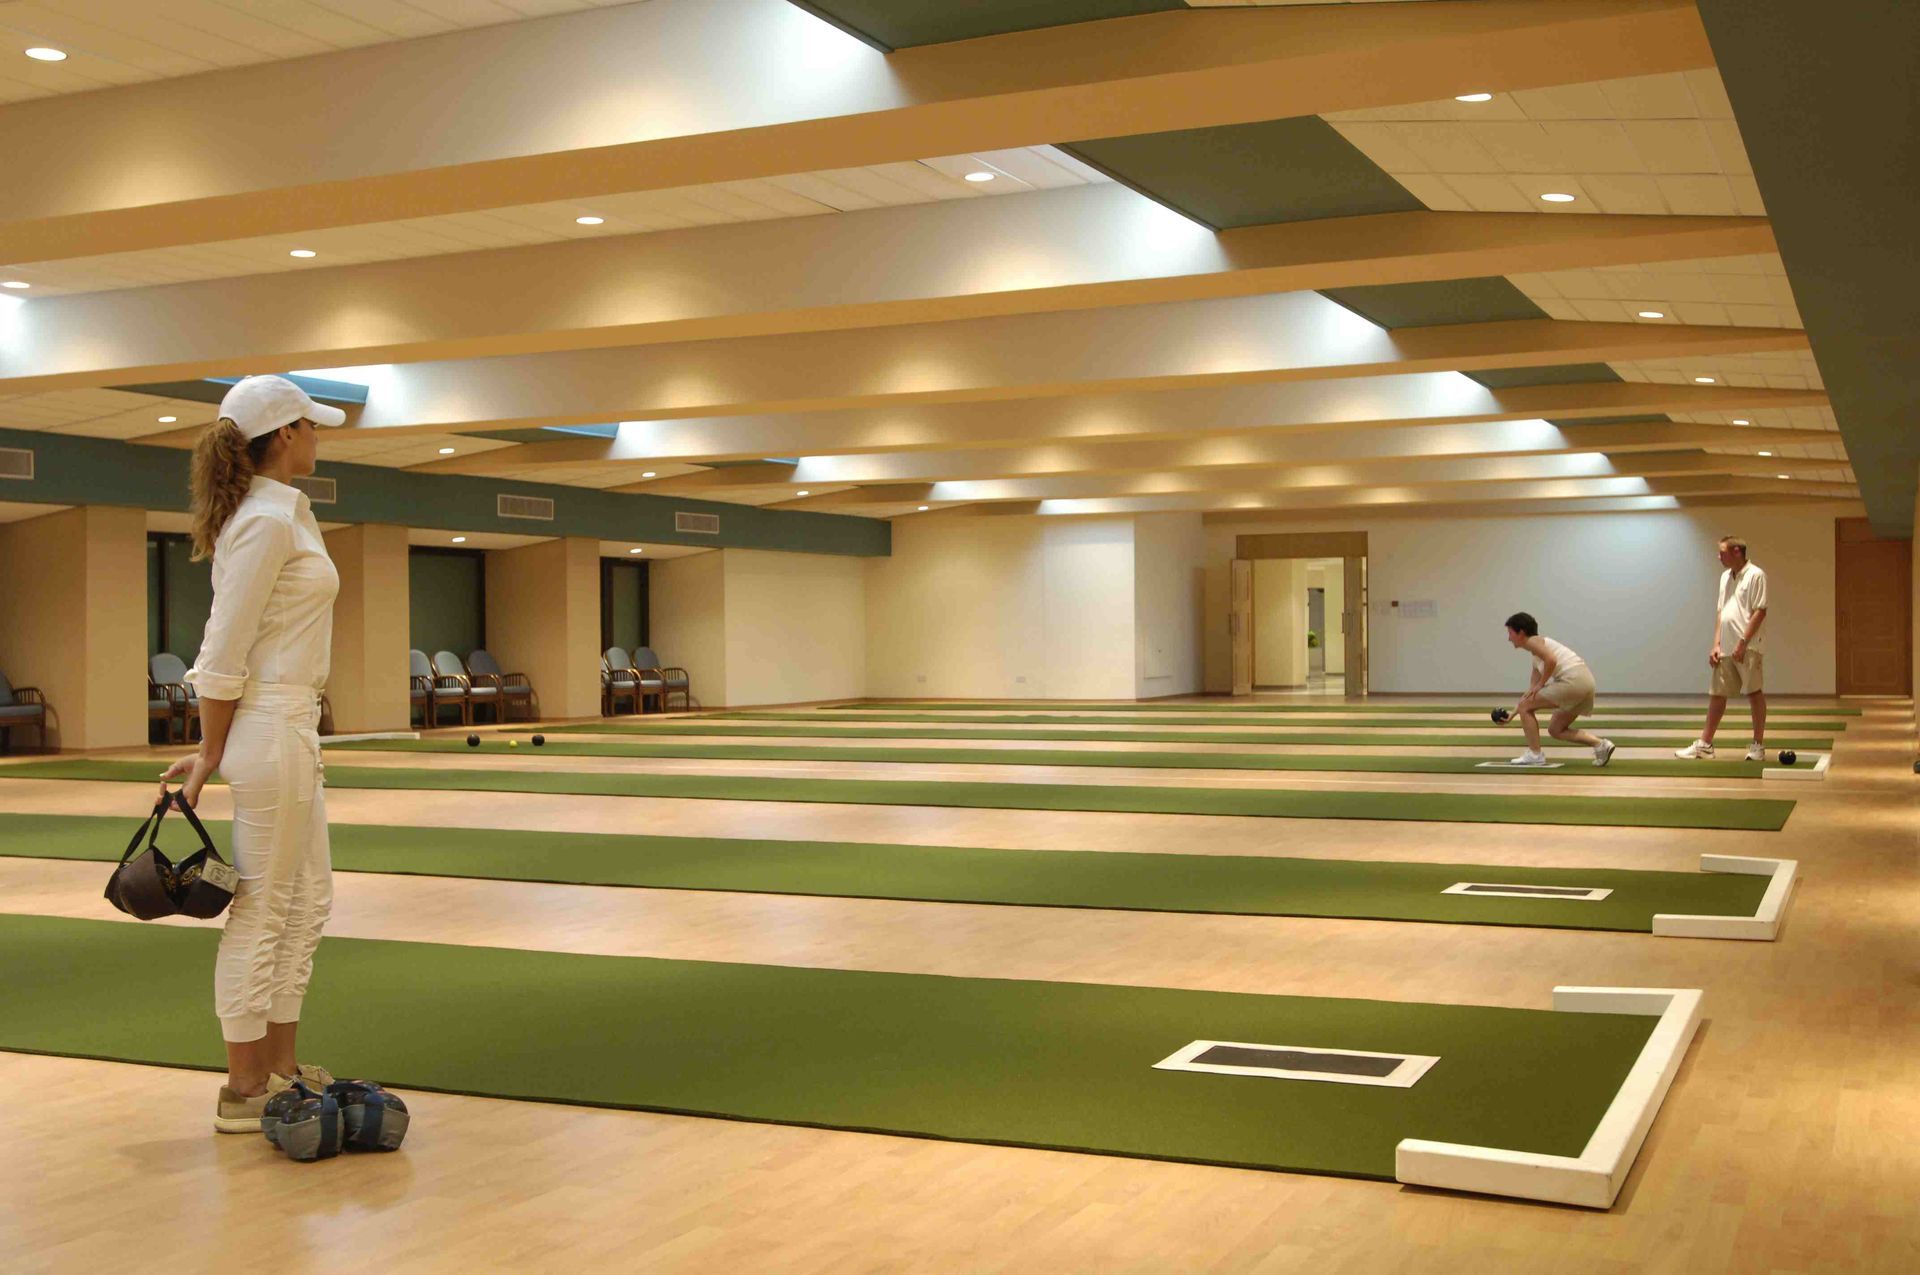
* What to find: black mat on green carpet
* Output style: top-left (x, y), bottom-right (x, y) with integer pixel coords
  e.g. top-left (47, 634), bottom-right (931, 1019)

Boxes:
top-left (831, 701), bottom-right (1858, 717)
top-left (332, 736), bottom-right (1774, 780)
top-left (0, 914), bottom-right (1659, 1180)
top-left (711, 711), bottom-right (1843, 739)
top-left (555, 720), bottom-right (1839, 751)
top-left (0, 760), bottom-right (1796, 829)
top-left (0, 813), bottom-right (1770, 932)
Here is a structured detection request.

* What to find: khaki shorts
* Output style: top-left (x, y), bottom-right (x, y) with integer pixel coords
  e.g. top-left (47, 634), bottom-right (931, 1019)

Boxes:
top-left (1712, 650), bottom-right (1764, 697)
top-left (1537, 666), bottom-right (1597, 719)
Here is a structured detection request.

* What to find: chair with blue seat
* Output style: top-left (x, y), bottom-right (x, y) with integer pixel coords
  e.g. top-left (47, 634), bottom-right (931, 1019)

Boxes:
top-left (466, 649), bottom-right (534, 722)
top-left (431, 650), bottom-right (488, 725)
top-left (408, 649), bottom-right (437, 728)
top-left (632, 647), bottom-right (692, 712)
top-left (0, 671), bottom-right (48, 752)
top-left (148, 653), bottom-right (201, 744)
top-left (602, 647), bottom-right (651, 715)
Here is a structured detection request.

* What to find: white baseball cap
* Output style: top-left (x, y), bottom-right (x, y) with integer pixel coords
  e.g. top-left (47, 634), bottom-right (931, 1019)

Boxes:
top-left (217, 375), bottom-right (347, 440)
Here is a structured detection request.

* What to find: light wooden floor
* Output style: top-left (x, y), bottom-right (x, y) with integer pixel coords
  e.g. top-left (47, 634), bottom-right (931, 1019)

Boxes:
top-left (2, 695), bottom-right (1916, 1274)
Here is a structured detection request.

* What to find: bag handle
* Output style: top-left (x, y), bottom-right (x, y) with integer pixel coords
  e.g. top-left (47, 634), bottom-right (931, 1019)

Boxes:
top-left (143, 788), bottom-right (226, 864)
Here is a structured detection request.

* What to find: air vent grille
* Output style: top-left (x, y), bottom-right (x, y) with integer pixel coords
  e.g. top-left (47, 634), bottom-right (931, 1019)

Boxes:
top-left (0, 446), bottom-right (33, 480)
top-left (675, 511), bottom-right (721, 535)
top-left (291, 475), bottom-right (336, 504)
top-left (498, 493), bottom-right (555, 521)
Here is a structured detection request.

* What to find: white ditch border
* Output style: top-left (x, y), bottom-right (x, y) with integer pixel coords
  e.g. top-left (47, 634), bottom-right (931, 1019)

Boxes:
top-left (1395, 986), bottom-right (1702, 1209)
top-left (322, 731), bottom-right (422, 744)
top-left (1652, 854), bottom-right (1797, 940)
top-left (1763, 751), bottom-right (1829, 782)
top-left (1155, 1040), bottom-right (1439, 1089)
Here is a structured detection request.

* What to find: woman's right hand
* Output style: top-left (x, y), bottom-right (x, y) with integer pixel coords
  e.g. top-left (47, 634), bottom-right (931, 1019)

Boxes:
top-left (159, 750), bottom-right (220, 808)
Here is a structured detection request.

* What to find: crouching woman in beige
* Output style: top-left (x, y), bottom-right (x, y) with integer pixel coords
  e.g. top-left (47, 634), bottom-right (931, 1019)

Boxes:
top-left (159, 375), bottom-right (345, 1132)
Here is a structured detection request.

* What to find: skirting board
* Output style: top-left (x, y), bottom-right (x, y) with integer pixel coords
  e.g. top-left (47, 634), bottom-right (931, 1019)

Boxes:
top-left (1653, 854), bottom-right (1797, 940)
top-left (322, 731), bottom-right (422, 744)
top-left (1763, 752), bottom-right (1829, 782)
top-left (1395, 986), bottom-right (1703, 1209)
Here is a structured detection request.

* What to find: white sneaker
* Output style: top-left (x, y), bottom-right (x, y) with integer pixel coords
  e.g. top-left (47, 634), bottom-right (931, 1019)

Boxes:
top-left (1745, 743), bottom-right (1766, 762)
top-left (1509, 750), bottom-right (1549, 767)
top-left (1674, 740), bottom-right (1714, 759)
top-left (1594, 740), bottom-right (1617, 767)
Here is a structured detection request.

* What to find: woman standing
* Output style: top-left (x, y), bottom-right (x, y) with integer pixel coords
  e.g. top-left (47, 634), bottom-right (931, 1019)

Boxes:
top-left (160, 375), bottom-right (345, 1132)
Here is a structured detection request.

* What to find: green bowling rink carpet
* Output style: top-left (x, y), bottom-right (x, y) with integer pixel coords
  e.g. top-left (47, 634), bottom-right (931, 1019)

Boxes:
top-left (0, 759), bottom-right (1796, 830)
top-left (0, 913), bottom-right (1660, 1181)
top-left (706, 711), bottom-right (1845, 737)
top-left (0, 813), bottom-right (1772, 932)
top-left (328, 735), bottom-right (1778, 780)
top-left (827, 701), bottom-right (1859, 717)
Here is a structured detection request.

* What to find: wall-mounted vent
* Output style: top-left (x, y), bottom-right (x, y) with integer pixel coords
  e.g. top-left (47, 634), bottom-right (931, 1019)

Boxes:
top-left (675, 511), bottom-right (721, 535)
top-left (498, 493), bottom-right (555, 521)
top-left (291, 475), bottom-right (336, 504)
top-left (0, 446), bottom-right (33, 480)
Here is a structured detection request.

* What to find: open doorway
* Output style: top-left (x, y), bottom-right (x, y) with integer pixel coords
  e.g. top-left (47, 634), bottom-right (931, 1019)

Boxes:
top-left (1229, 532), bottom-right (1367, 699)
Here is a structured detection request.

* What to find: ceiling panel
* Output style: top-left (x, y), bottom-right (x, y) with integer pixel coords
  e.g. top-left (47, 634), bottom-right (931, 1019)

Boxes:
top-left (1511, 253), bottom-right (1801, 330)
top-left (0, 0), bottom-right (637, 105)
top-left (0, 147), bottom-right (1105, 296)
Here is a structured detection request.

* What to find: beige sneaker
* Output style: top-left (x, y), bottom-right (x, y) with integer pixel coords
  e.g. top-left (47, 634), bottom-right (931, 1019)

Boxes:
top-left (214, 1073), bottom-right (294, 1134)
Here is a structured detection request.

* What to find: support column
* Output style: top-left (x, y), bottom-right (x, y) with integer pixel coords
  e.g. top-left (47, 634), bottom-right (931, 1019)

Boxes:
top-left (323, 523), bottom-right (411, 734)
top-left (0, 504), bottom-right (146, 750)
top-left (485, 537), bottom-right (601, 720)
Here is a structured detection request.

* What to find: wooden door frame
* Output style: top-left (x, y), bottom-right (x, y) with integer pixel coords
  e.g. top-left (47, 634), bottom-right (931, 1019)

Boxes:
top-left (1234, 532), bottom-right (1368, 698)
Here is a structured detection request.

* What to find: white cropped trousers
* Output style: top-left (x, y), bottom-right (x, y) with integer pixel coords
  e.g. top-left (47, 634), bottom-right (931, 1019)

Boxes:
top-left (214, 681), bottom-right (332, 1043)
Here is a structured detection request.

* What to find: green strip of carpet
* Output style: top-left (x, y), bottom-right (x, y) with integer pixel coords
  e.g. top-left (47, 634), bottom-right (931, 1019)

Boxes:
top-left (0, 760), bottom-right (1796, 830)
top-left (555, 720), bottom-right (1840, 750)
top-left (0, 813), bottom-right (1770, 932)
top-left (832, 701), bottom-right (1858, 717)
top-left (328, 736), bottom-right (1774, 780)
top-left (704, 711), bottom-right (1841, 741)
top-left (0, 914), bottom-right (1660, 1180)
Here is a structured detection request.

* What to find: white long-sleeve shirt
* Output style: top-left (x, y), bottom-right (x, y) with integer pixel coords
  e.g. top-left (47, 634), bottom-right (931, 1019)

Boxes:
top-left (185, 476), bottom-right (339, 701)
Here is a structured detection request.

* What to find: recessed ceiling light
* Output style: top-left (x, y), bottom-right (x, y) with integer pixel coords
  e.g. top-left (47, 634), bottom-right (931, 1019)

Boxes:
top-left (1638, 310), bottom-right (1666, 319)
top-left (1731, 418), bottom-right (1751, 425)
top-left (628, 547), bottom-right (643, 554)
top-left (1694, 376), bottom-right (1716, 384)
top-left (451, 536), bottom-right (467, 544)
top-left (2, 280), bottom-right (29, 289)
top-left (963, 171), bottom-right (995, 183)
top-left (575, 215), bottom-right (604, 225)
top-left (1455, 93), bottom-right (1494, 103)
top-left (438, 446), bottom-right (456, 455)
top-left (1540, 192), bottom-right (1577, 204)
top-left (24, 47), bottom-right (67, 62)
top-left (641, 471), bottom-right (656, 478)
top-left (795, 490), bottom-right (810, 497)
top-left (289, 249), bottom-right (316, 258)
top-left (1758, 451), bottom-right (1773, 457)
top-left (157, 415), bottom-right (177, 423)
top-left (917, 505), bottom-right (930, 511)
top-left (1776, 473), bottom-right (1790, 480)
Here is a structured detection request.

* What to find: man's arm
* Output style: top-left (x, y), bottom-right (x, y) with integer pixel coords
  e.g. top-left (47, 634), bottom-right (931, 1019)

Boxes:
top-left (1734, 607), bottom-right (1767, 659)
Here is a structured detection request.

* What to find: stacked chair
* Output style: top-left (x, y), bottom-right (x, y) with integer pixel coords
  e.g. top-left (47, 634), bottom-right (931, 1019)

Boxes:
top-left (411, 648), bottom-right (537, 727)
top-left (466, 649), bottom-right (535, 721)
top-left (0, 671), bottom-right (46, 751)
top-left (148, 653), bottom-right (201, 744)
top-left (601, 646), bottom-right (692, 715)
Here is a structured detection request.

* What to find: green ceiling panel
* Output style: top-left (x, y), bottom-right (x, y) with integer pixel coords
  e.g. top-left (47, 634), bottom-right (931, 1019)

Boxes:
top-left (1321, 277), bottom-right (1546, 330)
top-left (1695, 0), bottom-right (1911, 534)
top-left (1064, 116), bottom-right (1423, 230)
top-left (786, 0), bottom-right (1180, 51)
top-left (1468, 365), bottom-right (1623, 391)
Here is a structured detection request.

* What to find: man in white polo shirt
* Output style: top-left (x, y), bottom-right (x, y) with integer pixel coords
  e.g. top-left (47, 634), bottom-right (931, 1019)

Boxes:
top-left (1676, 536), bottom-right (1769, 761)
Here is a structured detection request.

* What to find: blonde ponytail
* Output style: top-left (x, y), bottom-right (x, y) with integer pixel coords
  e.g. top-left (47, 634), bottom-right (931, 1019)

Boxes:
top-left (189, 418), bottom-right (272, 560)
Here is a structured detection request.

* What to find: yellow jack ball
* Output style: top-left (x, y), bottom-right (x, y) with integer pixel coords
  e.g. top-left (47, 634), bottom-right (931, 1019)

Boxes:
top-left (509, 740), bottom-right (518, 747)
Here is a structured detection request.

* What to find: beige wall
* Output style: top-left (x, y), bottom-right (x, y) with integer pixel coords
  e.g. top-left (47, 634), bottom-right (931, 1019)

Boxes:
top-left (723, 549), bottom-right (865, 708)
top-left (1132, 512), bottom-right (1207, 698)
top-left (649, 550), bottom-right (726, 708)
top-left (1252, 558), bottom-right (1307, 687)
top-left (486, 536), bottom-right (602, 720)
top-left (1312, 560), bottom-right (1347, 675)
top-left (866, 514), bottom-right (1138, 700)
top-left (1205, 503), bottom-right (1855, 694)
top-left (0, 504), bottom-right (146, 750)
top-left (323, 523), bottom-right (410, 733)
